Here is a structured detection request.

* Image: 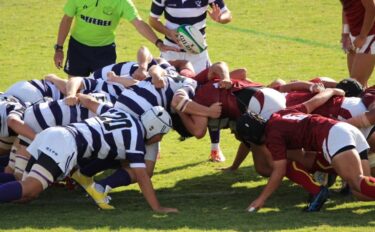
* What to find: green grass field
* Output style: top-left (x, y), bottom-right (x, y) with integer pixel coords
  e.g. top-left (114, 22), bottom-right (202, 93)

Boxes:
top-left (1, 0), bottom-right (375, 231)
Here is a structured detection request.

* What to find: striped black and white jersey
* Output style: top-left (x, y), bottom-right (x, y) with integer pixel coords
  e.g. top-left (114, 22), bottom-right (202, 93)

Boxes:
top-left (20, 95), bottom-right (112, 144)
top-left (0, 94), bottom-right (26, 137)
top-left (66, 105), bottom-right (146, 167)
top-left (5, 79), bottom-right (64, 105)
top-left (150, 0), bottom-right (229, 44)
top-left (114, 74), bottom-right (197, 117)
top-left (82, 78), bottom-right (125, 103)
top-left (88, 60), bottom-right (159, 80)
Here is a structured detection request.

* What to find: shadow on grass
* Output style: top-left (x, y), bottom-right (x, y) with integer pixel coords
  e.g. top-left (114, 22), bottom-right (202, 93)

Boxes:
top-left (0, 166), bottom-right (374, 231)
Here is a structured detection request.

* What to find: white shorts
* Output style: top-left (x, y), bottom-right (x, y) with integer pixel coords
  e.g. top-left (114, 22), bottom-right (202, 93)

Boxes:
top-left (27, 127), bottom-right (78, 177)
top-left (5, 81), bottom-right (44, 105)
top-left (144, 142), bottom-right (160, 162)
top-left (349, 34), bottom-right (375, 54)
top-left (160, 40), bottom-right (211, 73)
top-left (322, 122), bottom-right (369, 164)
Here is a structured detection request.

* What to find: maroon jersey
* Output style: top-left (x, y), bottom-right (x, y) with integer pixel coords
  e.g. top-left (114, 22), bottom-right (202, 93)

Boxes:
top-left (265, 104), bottom-right (338, 161)
top-left (341, 0), bottom-right (375, 36)
top-left (285, 91), bottom-right (346, 119)
top-left (192, 68), bottom-right (263, 119)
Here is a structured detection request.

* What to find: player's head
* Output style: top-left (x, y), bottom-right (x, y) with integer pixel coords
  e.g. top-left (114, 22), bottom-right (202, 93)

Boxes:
top-left (336, 78), bottom-right (363, 97)
top-left (236, 112), bottom-right (267, 145)
top-left (141, 106), bottom-right (172, 140)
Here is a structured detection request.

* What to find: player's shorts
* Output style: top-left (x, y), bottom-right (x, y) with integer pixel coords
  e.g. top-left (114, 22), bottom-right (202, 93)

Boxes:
top-left (322, 122), bottom-right (369, 164)
top-left (339, 97), bottom-right (375, 139)
top-left (5, 81), bottom-right (45, 105)
top-left (349, 34), bottom-right (375, 54)
top-left (160, 40), bottom-right (211, 73)
top-left (0, 136), bottom-right (16, 151)
top-left (64, 36), bottom-right (116, 77)
top-left (27, 127), bottom-right (78, 180)
top-left (144, 142), bottom-right (160, 162)
top-left (248, 88), bottom-right (286, 120)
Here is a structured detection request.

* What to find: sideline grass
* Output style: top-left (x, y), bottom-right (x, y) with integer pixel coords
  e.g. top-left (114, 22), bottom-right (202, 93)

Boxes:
top-left (0, 0), bottom-right (375, 231)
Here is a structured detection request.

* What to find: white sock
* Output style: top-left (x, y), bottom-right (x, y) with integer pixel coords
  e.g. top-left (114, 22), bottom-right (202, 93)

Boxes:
top-left (94, 183), bottom-right (105, 193)
top-left (211, 143), bottom-right (220, 150)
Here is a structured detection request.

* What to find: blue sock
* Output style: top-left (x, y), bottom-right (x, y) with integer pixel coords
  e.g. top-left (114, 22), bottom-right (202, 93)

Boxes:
top-left (80, 159), bottom-right (120, 177)
top-left (0, 181), bottom-right (22, 203)
top-left (0, 155), bottom-right (9, 167)
top-left (0, 173), bottom-right (16, 183)
top-left (97, 169), bottom-right (131, 189)
top-left (209, 129), bottom-right (220, 144)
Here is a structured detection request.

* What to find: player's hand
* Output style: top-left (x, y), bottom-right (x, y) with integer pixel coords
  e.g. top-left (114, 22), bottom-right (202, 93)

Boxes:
top-left (310, 83), bottom-right (325, 93)
top-left (247, 198), bottom-right (264, 213)
top-left (208, 102), bottom-right (222, 119)
top-left (166, 29), bottom-right (180, 45)
top-left (217, 166), bottom-right (238, 172)
top-left (341, 33), bottom-right (354, 54)
top-left (133, 67), bottom-right (148, 81)
top-left (65, 95), bottom-right (79, 106)
top-left (152, 76), bottom-right (166, 89)
top-left (332, 88), bottom-right (345, 96)
top-left (157, 43), bottom-right (180, 52)
top-left (353, 35), bottom-right (366, 52)
top-left (54, 50), bottom-right (64, 69)
top-left (208, 4), bottom-right (222, 23)
top-left (153, 207), bottom-right (179, 213)
top-left (219, 79), bottom-right (232, 89)
top-left (106, 71), bottom-right (117, 82)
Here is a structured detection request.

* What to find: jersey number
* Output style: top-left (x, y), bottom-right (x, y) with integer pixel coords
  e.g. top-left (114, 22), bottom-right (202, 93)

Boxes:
top-left (100, 111), bottom-right (132, 131)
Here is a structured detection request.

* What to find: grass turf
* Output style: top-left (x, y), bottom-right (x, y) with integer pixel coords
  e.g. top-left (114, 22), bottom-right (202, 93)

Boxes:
top-left (0, 0), bottom-right (375, 231)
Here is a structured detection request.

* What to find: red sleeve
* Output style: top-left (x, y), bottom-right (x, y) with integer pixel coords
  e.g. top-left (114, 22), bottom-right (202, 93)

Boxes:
top-left (266, 132), bottom-right (288, 161)
top-left (192, 68), bottom-right (210, 85)
top-left (308, 77), bottom-right (323, 84)
top-left (288, 104), bottom-right (308, 114)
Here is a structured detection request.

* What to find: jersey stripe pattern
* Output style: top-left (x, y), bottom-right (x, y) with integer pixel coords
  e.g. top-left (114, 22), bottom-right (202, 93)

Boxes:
top-left (66, 106), bottom-right (146, 167)
top-left (114, 75), bottom-right (197, 117)
top-left (150, 0), bottom-right (228, 44)
top-left (0, 94), bottom-right (26, 137)
top-left (82, 79), bottom-right (125, 103)
top-left (28, 80), bottom-right (64, 101)
top-left (90, 61), bottom-right (139, 80)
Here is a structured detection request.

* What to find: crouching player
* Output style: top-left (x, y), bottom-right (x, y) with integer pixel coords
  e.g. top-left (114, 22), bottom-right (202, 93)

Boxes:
top-left (0, 94), bottom-right (178, 213)
top-left (236, 103), bottom-right (374, 212)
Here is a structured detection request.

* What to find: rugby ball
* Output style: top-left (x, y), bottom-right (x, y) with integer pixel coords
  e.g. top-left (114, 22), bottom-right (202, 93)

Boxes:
top-left (176, 24), bottom-right (207, 54)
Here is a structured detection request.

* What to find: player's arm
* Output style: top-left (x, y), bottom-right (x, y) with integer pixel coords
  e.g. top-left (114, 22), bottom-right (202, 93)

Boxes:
top-left (247, 159), bottom-right (287, 211)
top-left (7, 115), bottom-right (36, 141)
top-left (131, 18), bottom-right (178, 52)
top-left (133, 167), bottom-right (178, 213)
top-left (277, 81), bottom-right (324, 93)
top-left (355, 0), bottom-right (375, 48)
top-left (65, 77), bottom-right (84, 106)
top-left (107, 71), bottom-right (139, 88)
top-left (302, 88), bottom-right (345, 114)
top-left (54, 15), bottom-right (73, 70)
top-left (149, 65), bottom-right (167, 89)
top-left (172, 88), bottom-right (222, 118)
top-left (76, 93), bottom-right (101, 113)
top-left (176, 112), bottom-right (208, 139)
top-left (208, 62), bottom-right (232, 89)
top-left (44, 74), bottom-right (68, 95)
top-left (133, 46), bottom-right (153, 81)
top-left (220, 142), bottom-right (250, 172)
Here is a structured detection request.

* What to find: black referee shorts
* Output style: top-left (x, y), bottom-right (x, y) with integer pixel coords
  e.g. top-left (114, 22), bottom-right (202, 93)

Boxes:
top-left (64, 37), bottom-right (116, 77)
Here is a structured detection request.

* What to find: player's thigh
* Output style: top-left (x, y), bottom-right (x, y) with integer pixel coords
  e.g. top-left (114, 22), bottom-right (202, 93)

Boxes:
top-left (351, 53), bottom-right (375, 81)
top-left (331, 149), bottom-right (363, 191)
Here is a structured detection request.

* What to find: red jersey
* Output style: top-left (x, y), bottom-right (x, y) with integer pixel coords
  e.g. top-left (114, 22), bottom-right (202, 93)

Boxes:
top-left (192, 68), bottom-right (263, 119)
top-left (341, 0), bottom-right (375, 36)
top-left (265, 104), bottom-right (338, 161)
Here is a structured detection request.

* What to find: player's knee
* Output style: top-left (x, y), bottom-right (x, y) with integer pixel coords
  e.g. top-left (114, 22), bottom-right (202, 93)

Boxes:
top-left (193, 128), bottom-right (207, 139)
